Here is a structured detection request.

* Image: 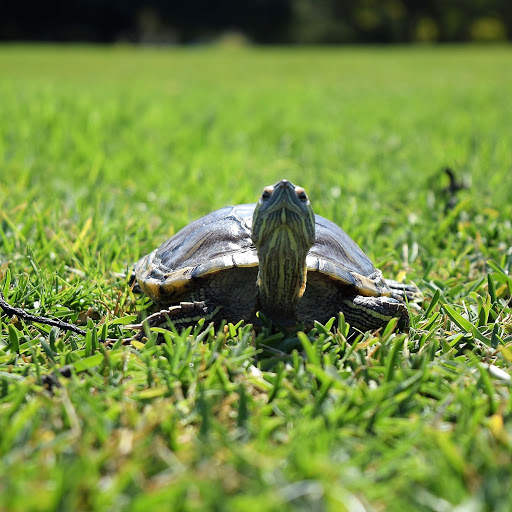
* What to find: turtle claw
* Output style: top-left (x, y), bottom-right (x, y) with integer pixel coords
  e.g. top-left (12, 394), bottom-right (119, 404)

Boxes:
top-left (385, 279), bottom-right (423, 304)
top-left (340, 295), bottom-right (410, 333)
top-left (127, 301), bottom-right (214, 337)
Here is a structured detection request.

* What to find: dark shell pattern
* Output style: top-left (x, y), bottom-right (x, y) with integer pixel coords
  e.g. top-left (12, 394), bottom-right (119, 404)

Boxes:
top-left (135, 204), bottom-right (391, 301)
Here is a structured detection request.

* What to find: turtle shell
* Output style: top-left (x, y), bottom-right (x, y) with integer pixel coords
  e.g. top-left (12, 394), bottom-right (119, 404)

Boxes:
top-left (135, 203), bottom-right (391, 303)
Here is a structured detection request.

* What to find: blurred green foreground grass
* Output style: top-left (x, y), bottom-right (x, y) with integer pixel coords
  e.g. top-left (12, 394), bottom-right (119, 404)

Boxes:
top-left (0, 45), bottom-right (512, 511)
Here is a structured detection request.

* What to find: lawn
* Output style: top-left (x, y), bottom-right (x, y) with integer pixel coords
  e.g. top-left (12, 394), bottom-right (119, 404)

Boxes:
top-left (1, 44), bottom-right (512, 511)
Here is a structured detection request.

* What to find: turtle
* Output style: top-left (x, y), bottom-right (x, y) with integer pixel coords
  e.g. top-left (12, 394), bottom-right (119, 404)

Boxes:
top-left (134, 179), bottom-right (419, 334)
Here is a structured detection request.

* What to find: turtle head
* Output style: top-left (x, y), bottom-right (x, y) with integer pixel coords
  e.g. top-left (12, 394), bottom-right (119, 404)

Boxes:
top-left (251, 179), bottom-right (316, 325)
top-left (252, 179), bottom-right (316, 249)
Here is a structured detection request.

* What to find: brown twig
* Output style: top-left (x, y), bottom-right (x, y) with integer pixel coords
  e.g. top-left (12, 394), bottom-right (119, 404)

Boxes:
top-left (442, 167), bottom-right (468, 211)
top-left (0, 290), bottom-right (86, 336)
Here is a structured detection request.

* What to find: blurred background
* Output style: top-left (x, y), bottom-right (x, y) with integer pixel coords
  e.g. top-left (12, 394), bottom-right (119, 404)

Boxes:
top-left (2, 0), bottom-right (511, 45)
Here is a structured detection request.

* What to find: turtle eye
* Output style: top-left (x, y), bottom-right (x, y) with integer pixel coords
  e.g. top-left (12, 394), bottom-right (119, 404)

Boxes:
top-left (296, 188), bottom-right (308, 202)
top-left (261, 187), bottom-right (272, 200)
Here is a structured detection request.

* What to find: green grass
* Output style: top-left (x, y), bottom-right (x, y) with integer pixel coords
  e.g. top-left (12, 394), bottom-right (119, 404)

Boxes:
top-left (1, 44), bottom-right (512, 511)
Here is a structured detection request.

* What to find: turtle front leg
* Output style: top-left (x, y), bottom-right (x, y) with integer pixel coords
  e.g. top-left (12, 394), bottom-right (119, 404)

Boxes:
top-left (384, 279), bottom-right (422, 304)
top-left (129, 301), bottom-right (223, 339)
top-left (338, 295), bottom-right (410, 333)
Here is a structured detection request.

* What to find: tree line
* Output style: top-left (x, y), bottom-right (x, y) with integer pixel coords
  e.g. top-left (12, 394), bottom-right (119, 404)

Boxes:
top-left (2, 0), bottom-right (510, 43)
